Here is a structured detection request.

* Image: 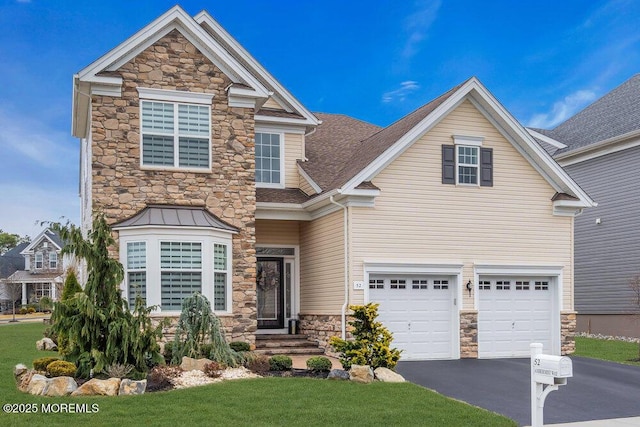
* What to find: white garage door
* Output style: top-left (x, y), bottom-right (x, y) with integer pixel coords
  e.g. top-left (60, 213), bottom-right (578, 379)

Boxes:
top-left (369, 275), bottom-right (455, 360)
top-left (478, 278), bottom-right (553, 358)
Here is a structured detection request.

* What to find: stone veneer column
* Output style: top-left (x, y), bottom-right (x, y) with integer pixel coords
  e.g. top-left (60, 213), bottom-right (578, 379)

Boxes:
top-left (560, 311), bottom-right (577, 355)
top-left (460, 310), bottom-right (478, 358)
top-left (298, 314), bottom-right (343, 357)
top-left (90, 29), bottom-right (256, 344)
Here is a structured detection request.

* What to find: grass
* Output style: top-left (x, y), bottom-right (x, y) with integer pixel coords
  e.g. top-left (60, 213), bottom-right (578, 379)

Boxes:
top-left (0, 322), bottom-right (516, 427)
top-left (574, 336), bottom-right (640, 366)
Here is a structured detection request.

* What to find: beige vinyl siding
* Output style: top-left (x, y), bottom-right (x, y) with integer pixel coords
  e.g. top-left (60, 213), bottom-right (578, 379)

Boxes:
top-left (350, 100), bottom-right (574, 310)
top-left (255, 220), bottom-right (300, 246)
top-left (263, 97), bottom-right (284, 110)
top-left (300, 210), bottom-right (345, 314)
top-left (285, 133), bottom-right (303, 188)
top-left (299, 172), bottom-right (318, 196)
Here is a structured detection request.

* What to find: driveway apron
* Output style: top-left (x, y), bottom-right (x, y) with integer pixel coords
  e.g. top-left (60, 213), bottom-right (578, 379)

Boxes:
top-left (396, 357), bottom-right (640, 426)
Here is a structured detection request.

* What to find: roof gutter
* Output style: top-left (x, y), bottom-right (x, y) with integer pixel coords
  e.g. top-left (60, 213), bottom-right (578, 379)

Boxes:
top-left (330, 194), bottom-right (349, 340)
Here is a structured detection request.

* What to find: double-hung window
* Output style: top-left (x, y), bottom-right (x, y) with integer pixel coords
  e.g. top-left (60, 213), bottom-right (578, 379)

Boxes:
top-left (457, 145), bottom-right (479, 185)
top-left (35, 252), bottom-right (43, 269)
top-left (49, 252), bottom-right (58, 269)
top-left (255, 132), bottom-right (283, 186)
top-left (126, 242), bottom-right (147, 309)
top-left (138, 88), bottom-right (213, 170)
top-left (160, 242), bottom-right (202, 311)
top-left (442, 135), bottom-right (493, 187)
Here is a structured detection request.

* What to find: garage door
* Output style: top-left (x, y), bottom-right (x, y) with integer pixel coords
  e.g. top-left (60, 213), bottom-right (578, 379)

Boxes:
top-left (369, 275), bottom-right (455, 360)
top-left (478, 278), bottom-right (553, 358)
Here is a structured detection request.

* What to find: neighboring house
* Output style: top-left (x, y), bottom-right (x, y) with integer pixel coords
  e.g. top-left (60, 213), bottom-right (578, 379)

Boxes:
top-left (0, 229), bottom-right (64, 310)
top-left (528, 74), bottom-right (640, 338)
top-left (71, 6), bottom-right (594, 359)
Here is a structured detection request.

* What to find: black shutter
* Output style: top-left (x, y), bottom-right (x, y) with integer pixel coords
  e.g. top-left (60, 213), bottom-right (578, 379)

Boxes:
top-left (480, 147), bottom-right (493, 187)
top-left (442, 145), bottom-right (455, 184)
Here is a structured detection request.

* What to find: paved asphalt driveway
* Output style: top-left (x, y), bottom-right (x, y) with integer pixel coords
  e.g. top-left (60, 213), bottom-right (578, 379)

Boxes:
top-left (396, 357), bottom-right (640, 426)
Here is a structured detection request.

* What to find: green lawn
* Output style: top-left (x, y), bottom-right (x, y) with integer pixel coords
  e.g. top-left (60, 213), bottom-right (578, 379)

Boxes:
top-left (574, 336), bottom-right (640, 366)
top-left (0, 322), bottom-right (516, 427)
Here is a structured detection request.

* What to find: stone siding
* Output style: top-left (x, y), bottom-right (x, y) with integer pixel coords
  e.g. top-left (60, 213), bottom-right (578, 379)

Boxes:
top-left (460, 310), bottom-right (478, 358)
top-left (561, 311), bottom-right (577, 355)
top-left (90, 29), bottom-right (256, 343)
top-left (299, 314), bottom-right (343, 357)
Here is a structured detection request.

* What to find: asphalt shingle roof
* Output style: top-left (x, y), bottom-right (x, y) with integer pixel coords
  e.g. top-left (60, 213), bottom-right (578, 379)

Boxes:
top-left (0, 242), bottom-right (28, 279)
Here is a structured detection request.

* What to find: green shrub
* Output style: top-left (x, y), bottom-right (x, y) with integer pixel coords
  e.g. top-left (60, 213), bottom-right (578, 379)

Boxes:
top-left (200, 343), bottom-right (214, 359)
top-left (27, 307), bottom-right (36, 314)
top-left (33, 356), bottom-right (60, 371)
top-left (245, 354), bottom-right (270, 374)
top-left (163, 341), bottom-right (174, 364)
top-left (38, 296), bottom-right (53, 312)
top-left (269, 355), bottom-right (292, 371)
top-left (329, 303), bottom-right (402, 370)
top-left (229, 341), bottom-right (250, 352)
top-left (306, 356), bottom-right (332, 372)
top-left (19, 307), bottom-right (27, 315)
top-left (47, 360), bottom-right (77, 377)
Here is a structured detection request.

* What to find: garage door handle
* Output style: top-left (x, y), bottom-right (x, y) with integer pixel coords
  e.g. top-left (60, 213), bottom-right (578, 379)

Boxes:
top-left (408, 322), bottom-right (411, 331)
top-left (512, 322), bottom-right (515, 329)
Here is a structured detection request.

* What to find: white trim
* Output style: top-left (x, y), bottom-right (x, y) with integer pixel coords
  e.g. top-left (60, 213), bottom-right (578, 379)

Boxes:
top-left (21, 229), bottom-right (62, 254)
top-left (455, 144), bottom-right (480, 186)
top-left (255, 131), bottom-right (285, 188)
top-left (556, 131), bottom-right (640, 166)
top-left (194, 10), bottom-right (319, 126)
top-left (297, 164), bottom-right (322, 194)
top-left (255, 244), bottom-right (300, 325)
top-left (137, 87), bottom-right (214, 104)
top-left (526, 128), bottom-right (567, 149)
top-left (453, 135), bottom-right (484, 146)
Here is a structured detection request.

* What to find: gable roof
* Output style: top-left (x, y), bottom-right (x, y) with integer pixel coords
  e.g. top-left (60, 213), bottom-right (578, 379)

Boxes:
top-left (542, 74), bottom-right (640, 157)
top-left (20, 229), bottom-right (63, 255)
top-left (72, 6), bottom-right (318, 138)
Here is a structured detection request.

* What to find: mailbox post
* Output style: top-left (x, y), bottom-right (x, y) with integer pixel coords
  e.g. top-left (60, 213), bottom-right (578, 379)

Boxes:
top-left (530, 343), bottom-right (572, 427)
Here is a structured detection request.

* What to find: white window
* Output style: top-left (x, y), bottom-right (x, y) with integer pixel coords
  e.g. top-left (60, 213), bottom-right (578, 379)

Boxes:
top-left (120, 229), bottom-right (232, 314)
top-left (32, 283), bottom-right (51, 300)
top-left (35, 252), bottom-right (43, 269)
top-left (126, 242), bottom-right (147, 309)
top-left (49, 252), bottom-right (58, 269)
top-left (456, 145), bottom-right (479, 185)
top-left (137, 88), bottom-right (213, 171)
top-left (255, 132), bottom-right (283, 186)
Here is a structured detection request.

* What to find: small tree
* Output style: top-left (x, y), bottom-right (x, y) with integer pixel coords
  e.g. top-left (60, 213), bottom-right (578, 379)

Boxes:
top-left (61, 268), bottom-right (82, 301)
top-left (629, 275), bottom-right (640, 361)
top-left (49, 214), bottom-right (164, 377)
top-left (4, 281), bottom-right (23, 322)
top-left (171, 293), bottom-right (241, 367)
top-left (329, 303), bottom-right (402, 370)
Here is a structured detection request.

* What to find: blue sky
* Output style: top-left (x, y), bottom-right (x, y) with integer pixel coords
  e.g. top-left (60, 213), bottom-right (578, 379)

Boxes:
top-left (1, 0), bottom-right (639, 238)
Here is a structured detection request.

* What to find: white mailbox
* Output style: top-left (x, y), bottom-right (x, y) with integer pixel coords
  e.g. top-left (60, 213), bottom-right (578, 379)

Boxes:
top-left (532, 354), bottom-right (573, 385)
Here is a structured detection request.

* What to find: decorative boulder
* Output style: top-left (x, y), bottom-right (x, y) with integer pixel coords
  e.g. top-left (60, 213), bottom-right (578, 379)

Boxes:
top-left (374, 367), bottom-right (405, 383)
top-left (119, 379), bottom-right (147, 395)
top-left (349, 365), bottom-right (374, 384)
top-left (180, 356), bottom-right (213, 372)
top-left (36, 338), bottom-right (57, 351)
top-left (45, 376), bottom-right (78, 397)
top-left (26, 374), bottom-right (49, 396)
top-left (18, 371), bottom-right (35, 392)
top-left (71, 378), bottom-right (121, 396)
top-left (14, 363), bottom-right (28, 378)
top-left (327, 369), bottom-right (350, 381)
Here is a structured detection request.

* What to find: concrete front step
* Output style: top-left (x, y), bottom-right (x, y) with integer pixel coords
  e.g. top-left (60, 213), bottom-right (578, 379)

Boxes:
top-left (255, 333), bottom-right (324, 356)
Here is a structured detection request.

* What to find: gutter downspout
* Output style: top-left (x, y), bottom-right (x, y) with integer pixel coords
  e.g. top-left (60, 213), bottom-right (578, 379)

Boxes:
top-left (330, 194), bottom-right (349, 340)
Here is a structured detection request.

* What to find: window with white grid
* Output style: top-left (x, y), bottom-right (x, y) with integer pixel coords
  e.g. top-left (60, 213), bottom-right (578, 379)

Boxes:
top-left (457, 145), bottom-right (479, 185)
top-left (126, 241), bottom-right (147, 309)
top-left (255, 132), bottom-right (282, 185)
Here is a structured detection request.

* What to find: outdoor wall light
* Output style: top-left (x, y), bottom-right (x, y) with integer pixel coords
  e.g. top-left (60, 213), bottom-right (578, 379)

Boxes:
top-left (466, 280), bottom-right (472, 296)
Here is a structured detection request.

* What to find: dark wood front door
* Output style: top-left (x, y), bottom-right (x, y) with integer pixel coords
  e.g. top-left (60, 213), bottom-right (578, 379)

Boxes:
top-left (257, 258), bottom-right (284, 329)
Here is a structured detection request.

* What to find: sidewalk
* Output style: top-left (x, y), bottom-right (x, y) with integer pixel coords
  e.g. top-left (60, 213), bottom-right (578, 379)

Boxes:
top-left (0, 313), bottom-right (50, 324)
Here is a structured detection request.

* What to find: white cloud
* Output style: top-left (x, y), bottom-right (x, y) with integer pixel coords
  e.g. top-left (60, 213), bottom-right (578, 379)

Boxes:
top-left (527, 89), bottom-right (598, 129)
top-left (401, 0), bottom-right (442, 60)
top-left (382, 81), bottom-right (420, 103)
top-left (0, 184), bottom-right (79, 240)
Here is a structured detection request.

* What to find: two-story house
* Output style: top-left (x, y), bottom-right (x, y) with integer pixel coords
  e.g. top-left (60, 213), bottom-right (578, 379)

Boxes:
top-left (72, 6), bottom-right (594, 359)
top-left (0, 229), bottom-right (64, 309)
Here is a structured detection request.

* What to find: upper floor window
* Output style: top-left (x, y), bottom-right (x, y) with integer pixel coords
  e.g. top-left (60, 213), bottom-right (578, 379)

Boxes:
top-left (35, 252), bottom-right (43, 269)
top-left (442, 135), bottom-right (493, 187)
top-left (137, 88), bottom-right (214, 171)
top-left (49, 252), bottom-right (58, 269)
top-left (255, 132), bottom-right (283, 187)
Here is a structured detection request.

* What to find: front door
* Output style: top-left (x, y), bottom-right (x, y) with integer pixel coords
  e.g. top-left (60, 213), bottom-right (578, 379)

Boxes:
top-left (257, 258), bottom-right (284, 329)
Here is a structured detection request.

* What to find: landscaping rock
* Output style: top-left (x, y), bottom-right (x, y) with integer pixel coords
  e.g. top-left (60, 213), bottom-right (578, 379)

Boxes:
top-left (327, 369), bottom-right (350, 381)
top-left (18, 370), bottom-right (35, 392)
top-left (36, 337), bottom-right (57, 351)
top-left (14, 363), bottom-right (28, 378)
top-left (349, 365), bottom-right (374, 384)
top-left (72, 378), bottom-right (121, 396)
top-left (180, 356), bottom-right (213, 372)
top-left (26, 374), bottom-right (49, 396)
top-left (119, 379), bottom-right (147, 395)
top-left (45, 376), bottom-right (78, 396)
top-left (374, 367), bottom-right (405, 383)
